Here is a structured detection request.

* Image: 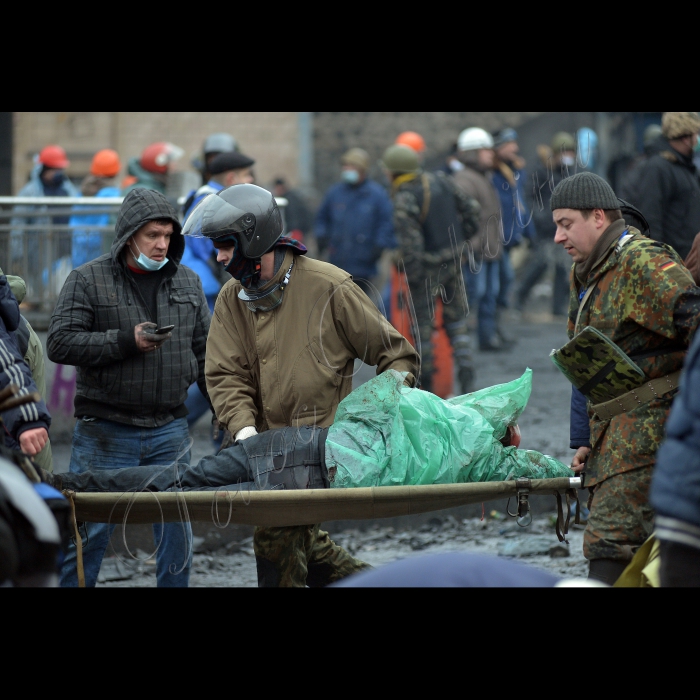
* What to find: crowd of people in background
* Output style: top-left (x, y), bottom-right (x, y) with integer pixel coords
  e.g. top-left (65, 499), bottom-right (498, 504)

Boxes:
top-left (12, 119), bottom-right (696, 399)
top-left (14, 116), bottom-right (700, 397)
top-left (5, 113), bottom-right (700, 588)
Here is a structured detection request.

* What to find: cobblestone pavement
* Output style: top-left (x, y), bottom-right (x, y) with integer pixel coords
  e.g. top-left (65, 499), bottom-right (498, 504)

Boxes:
top-left (82, 312), bottom-right (590, 587)
top-left (96, 514), bottom-right (587, 587)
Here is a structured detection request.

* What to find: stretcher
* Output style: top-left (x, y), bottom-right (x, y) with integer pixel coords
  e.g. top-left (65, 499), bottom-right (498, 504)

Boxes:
top-left (67, 477), bottom-right (583, 535)
top-left (65, 478), bottom-right (583, 587)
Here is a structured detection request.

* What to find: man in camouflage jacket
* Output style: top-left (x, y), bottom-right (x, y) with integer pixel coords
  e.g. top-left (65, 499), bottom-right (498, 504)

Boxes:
top-left (552, 172), bottom-right (700, 585)
top-left (382, 145), bottom-right (480, 394)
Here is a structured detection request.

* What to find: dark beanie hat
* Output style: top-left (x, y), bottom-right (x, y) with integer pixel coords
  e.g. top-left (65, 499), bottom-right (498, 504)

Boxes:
top-left (550, 172), bottom-right (619, 211)
top-left (209, 151), bottom-right (256, 175)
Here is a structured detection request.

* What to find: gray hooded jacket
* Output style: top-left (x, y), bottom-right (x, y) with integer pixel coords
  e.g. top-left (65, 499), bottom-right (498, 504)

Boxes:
top-left (47, 189), bottom-right (211, 427)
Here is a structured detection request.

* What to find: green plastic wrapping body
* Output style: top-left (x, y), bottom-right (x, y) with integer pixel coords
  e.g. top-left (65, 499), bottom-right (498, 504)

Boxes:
top-left (326, 369), bottom-right (573, 489)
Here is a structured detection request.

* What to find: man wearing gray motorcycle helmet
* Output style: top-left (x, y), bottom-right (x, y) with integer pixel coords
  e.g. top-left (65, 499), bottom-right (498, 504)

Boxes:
top-left (184, 184), bottom-right (419, 587)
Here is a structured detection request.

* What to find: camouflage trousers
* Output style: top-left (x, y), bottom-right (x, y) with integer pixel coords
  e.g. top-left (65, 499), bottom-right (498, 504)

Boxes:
top-left (584, 466), bottom-right (655, 562)
top-left (254, 525), bottom-right (371, 588)
top-left (406, 259), bottom-right (473, 393)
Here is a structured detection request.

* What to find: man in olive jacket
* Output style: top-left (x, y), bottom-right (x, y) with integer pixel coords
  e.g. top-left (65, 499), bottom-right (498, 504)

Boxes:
top-left (185, 184), bottom-right (419, 587)
top-left (47, 188), bottom-right (211, 588)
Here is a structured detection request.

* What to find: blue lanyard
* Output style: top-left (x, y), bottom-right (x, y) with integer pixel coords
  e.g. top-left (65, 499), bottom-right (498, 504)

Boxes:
top-left (578, 229), bottom-right (629, 302)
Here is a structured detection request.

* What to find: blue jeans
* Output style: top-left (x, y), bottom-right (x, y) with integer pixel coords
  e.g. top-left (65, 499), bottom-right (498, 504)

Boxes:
top-left (497, 249), bottom-right (515, 310)
top-left (465, 260), bottom-right (501, 347)
top-left (60, 418), bottom-right (194, 588)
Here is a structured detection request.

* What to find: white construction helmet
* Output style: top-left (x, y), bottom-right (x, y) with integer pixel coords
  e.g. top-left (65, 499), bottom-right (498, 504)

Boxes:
top-left (457, 128), bottom-right (494, 152)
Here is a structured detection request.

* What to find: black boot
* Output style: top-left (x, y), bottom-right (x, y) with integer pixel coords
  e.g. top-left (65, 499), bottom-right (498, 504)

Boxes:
top-left (588, 558), bottom-right (629, 586)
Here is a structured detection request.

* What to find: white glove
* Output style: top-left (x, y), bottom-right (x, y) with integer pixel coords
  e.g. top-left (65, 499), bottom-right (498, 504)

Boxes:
top-left (235, 426), bottom-right (258, 443)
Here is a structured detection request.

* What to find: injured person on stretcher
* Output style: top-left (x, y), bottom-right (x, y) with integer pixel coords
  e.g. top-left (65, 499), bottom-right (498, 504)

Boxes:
top-left (44, 370), bottom-right (573, 494)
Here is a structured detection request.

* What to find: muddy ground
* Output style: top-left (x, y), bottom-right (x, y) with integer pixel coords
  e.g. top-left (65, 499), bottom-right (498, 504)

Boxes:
top-left (51, 299), bottom-right (589, 587)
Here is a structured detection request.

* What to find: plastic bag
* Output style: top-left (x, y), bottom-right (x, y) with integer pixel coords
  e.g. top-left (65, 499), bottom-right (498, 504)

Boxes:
top-left (326, 369), bottom-right (573, 489)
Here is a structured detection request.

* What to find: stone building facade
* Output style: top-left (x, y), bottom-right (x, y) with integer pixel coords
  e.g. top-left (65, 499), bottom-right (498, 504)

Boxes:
top-left (12, 112), bottom-right (302, 196)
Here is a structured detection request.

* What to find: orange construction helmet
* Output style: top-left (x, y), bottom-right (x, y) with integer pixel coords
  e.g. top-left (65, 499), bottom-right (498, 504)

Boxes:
top-left (396, 131), bottom-right (427, 153)
top-left (140, 142), bottom-right (184, 174)
top-left (91, 149), bottom-right (121, 178)
top-left (38, 145), bottom-right (70, 169)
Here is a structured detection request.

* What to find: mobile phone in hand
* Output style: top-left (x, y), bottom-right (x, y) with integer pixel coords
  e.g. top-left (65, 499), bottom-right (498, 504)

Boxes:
top-left (154, 325), bottom-right (175, 335)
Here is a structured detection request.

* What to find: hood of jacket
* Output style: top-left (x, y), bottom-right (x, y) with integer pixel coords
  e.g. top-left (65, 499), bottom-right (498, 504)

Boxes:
top-left (0, 267), bottom-right (27, 304)
top-left (0, 274), bottom-right (20, 332)
top-left (111, 188), bottom-right (184, 266)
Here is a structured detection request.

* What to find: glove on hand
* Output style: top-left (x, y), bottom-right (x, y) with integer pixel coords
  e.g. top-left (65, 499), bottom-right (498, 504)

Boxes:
top-left (235, 426), bottom-right (258, 443)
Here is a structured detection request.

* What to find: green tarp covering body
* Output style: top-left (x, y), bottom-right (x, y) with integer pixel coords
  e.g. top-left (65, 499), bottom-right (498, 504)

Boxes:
top-left (326, 369), bottom-right (573, 488)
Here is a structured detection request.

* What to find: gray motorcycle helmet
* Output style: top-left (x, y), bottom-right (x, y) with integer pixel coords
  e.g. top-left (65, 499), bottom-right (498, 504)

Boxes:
top-left (182, 184), bottom-right (283, 259)
top-left (203, 133), bottom-right (238, 156)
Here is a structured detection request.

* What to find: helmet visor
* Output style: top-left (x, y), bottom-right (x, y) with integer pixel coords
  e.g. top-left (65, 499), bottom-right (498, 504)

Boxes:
top-left (182, 193), bottom-right (256, 240)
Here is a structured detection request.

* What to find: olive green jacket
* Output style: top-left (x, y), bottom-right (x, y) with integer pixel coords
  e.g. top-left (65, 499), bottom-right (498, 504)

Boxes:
top-left (206, 250), bottom-right (419, 438)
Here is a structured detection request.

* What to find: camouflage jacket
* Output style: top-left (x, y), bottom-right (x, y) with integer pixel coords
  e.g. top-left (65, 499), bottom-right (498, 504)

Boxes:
top-left (392, 171), bottom-right (479, 278)
top-left (568, 222), bottom-right (700, 487)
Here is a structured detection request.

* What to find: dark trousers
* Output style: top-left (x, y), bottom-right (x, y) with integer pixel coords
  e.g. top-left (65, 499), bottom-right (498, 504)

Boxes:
top-left (60, 426), bottom-right (329, 494)
top-left (406, 260), bottom-right (472, 392)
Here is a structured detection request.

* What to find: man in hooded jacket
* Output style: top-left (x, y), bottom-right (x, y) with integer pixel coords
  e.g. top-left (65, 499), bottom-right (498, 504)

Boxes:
top-left (47, 188), bottom-right (211, 588)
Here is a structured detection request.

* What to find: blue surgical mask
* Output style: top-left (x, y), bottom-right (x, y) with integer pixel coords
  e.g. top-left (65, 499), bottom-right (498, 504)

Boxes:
top-left (130, 240), bottom-right (169, 272)
top-left (341, 169), bottom-right (360, 185)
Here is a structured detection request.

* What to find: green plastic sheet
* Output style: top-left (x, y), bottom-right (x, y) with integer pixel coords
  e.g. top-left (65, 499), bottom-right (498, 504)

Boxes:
top-left (326, 369), bottom-right (573, 489)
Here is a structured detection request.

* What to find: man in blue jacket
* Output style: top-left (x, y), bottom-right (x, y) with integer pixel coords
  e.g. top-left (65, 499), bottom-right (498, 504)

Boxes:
top-left (315, 148), bottom-right (396, 299)
top-left (492, 129), bottom-right (536, 344)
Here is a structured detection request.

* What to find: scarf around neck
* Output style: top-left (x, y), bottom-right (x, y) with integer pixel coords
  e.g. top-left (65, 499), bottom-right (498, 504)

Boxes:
top-left (574, 218), bottom-right (628, 287)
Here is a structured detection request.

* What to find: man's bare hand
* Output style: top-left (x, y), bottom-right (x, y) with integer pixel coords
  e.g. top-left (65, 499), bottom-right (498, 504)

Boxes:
top-left (135, 322), bottom-right (171, 353)
top-left (571, 446), bottom-right (591, 474)
top-left (19, 428), bottom-right (48, 456)
top-left (684, 232), bottom-right (700, 285)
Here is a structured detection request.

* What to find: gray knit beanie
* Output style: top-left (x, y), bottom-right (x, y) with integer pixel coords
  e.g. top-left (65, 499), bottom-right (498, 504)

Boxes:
top-left (550, 172), bottom-right (619, 211)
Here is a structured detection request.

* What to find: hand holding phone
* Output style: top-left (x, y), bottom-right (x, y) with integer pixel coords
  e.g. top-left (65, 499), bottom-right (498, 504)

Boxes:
top-left (135, 322), bottom-right (174, 353)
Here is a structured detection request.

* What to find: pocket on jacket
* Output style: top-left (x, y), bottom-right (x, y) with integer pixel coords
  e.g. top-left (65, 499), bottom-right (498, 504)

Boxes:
top-left (170, 287), bottom-right (201, 338)
top-left (170, 287), bottom-right (201, 308)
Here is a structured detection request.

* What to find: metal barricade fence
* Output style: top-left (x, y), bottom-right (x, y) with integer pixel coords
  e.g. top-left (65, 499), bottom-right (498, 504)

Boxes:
top-left (0, 197), bottom-right (125, 329)
top-left (0, 195), bottom-right (288, 330)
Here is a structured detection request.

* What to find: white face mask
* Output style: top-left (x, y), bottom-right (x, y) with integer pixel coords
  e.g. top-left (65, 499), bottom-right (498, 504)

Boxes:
top-left (341, 169), bottom-right (360, 185)
top-left (130, 240), bottom-right (169, 272)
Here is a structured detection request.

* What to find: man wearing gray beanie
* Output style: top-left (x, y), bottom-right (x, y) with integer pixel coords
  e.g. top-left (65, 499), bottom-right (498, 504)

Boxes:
top-left (550, 171), bottom-right (700, 585)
